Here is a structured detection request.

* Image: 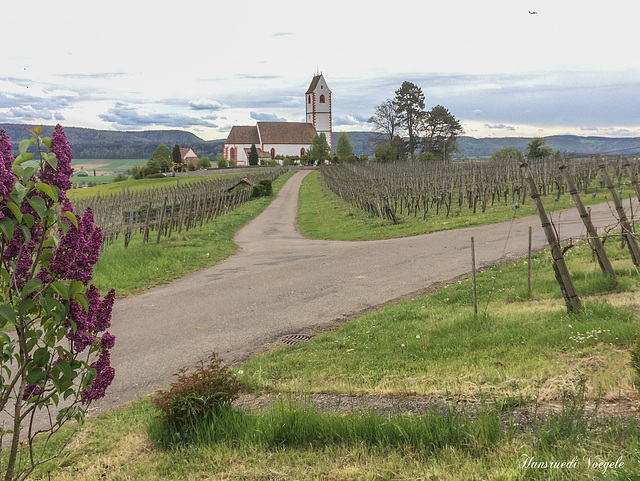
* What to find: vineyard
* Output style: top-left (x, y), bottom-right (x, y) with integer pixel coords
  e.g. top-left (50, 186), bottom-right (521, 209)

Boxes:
top-left (320, 156), bottom-right (640, 224)
top-left (72, 169), bottom-right (287, 248)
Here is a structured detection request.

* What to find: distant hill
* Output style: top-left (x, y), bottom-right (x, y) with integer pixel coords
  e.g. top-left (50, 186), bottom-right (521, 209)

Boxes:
top-left (0, 124), bottom-right (225, 160)
top-left (336, 132), bottom-right (640, 158)
top-left (3, 124), bottom-right (639, 160)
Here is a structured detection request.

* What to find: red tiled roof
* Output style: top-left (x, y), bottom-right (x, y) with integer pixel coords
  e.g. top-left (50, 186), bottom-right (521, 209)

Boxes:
top-left (257, 122), bottom-right (317, 144)
top-left (226, 126), bottom-right (260, 145)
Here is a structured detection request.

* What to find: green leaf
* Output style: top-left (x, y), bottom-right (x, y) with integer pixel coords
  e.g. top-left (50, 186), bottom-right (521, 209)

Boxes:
top-left (0, 218), bottom-right (14, 240)
top-left (27, 367), bottom-right (46, 385)
top-left (22, 213), bottom-right (35, 228)
top-left (0, 306), bottom-right (15, 325)
top-left (50, 281), bottom-right (70, 300)
top-left (46, 152), bottom-right (58, 170)
top-left (62, 211), bottom-right (78, 230)
top-left (6, 202), bottom-right (22, 222)
top-left (19, 139), bottom-right (30, 156)
top-left (35, 182), bottom-right (58, 202)
top-left (12, 181), bottom-right (27, 205)
top-left (18, 298), bottom-right (35, 316)
top-left (28, 196), bottom-right (47, 218)
top-left (0, 332), bottom-right (10, 344)
top-left (56, 359), bottom-right (74, 382)
top-left (74, 292), bottom-right (89, 314)
top-left (42, 137), bottom-right (52, 151)
top-left (19, 225), bottom-right (31, 245)
top-left (33, 347), bottom-right (50, 367)
top-left (21, 279), bottom-right (42, 298)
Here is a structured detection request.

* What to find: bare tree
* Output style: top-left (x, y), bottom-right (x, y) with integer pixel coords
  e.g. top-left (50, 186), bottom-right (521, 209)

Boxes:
top-left (368, 99), bottom-right (402, 145)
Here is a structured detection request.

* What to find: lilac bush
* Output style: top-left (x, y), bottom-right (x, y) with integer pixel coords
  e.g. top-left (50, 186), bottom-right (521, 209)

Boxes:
top-left (0, 126), bottom-right (115, 481)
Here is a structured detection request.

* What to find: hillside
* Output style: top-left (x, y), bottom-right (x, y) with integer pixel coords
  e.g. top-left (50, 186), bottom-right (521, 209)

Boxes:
top-left (1, 123), bottom-right (225, 160)
top-left (3, 123), bottom-right (639, 160)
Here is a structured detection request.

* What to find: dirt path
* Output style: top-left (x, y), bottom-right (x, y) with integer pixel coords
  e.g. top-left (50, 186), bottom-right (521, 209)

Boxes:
top-left (91, 171), bottom-right (626, 414)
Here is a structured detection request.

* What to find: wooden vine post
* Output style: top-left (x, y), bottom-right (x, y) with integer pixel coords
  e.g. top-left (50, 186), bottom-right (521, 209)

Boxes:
top-left (623, 158), bottom-right (640, 202)
top-left (555, 153), bottom-right (616, 278)
top-left (598, 156), bottom-right (640, 266)
top-left (519, 152), bottom-right (581, 312)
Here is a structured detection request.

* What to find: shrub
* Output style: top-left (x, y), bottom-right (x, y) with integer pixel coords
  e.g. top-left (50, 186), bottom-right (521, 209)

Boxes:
top-left (153, 353), bottom-right (243, 426)
top-left (112, 173), bottom-right (128, 182)
top-left (252, 184), bottom-right (266, 198)
top-left (259, 179), bottom-right (273, 196)
top-left (216, 154), bottom-right (227, 169)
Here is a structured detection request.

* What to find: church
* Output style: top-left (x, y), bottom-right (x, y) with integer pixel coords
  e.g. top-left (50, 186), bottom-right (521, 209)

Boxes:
top-left (223, 73), bottom-right (332, 166)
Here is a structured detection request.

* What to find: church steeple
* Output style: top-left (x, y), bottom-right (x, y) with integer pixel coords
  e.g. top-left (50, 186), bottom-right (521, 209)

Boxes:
top-left (305, 73), bottom-right (332, 151)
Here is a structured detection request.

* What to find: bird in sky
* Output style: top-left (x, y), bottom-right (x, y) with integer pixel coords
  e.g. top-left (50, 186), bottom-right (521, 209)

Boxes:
top-left (529, 10), bottom-right (538, 14)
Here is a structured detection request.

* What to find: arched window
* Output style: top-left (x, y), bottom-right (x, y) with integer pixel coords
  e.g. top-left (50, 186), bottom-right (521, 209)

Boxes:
top-left (308, 95), bottom-right (311, 104)
top-left (319, 94), bottom-right (325, 104)
top-left (300, 148), bottom-right (306, 157)
top-left (230, 147), bottom-right (235, 161)
top-left (270, 148), bottom-right (276, 159)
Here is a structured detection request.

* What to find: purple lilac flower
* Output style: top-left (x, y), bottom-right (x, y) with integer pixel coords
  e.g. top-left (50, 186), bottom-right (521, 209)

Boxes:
top-left (81, 350), bottom-right (115, 404)
top-left (0, 129), bottom-right (15, 202)
top-left (43, 125), bottom-right (74, 197)
top-left (40, 208), bottom-right (103, 285)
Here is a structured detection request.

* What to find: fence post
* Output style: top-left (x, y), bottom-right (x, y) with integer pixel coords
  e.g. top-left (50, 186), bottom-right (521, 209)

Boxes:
top-left (519, 152), bottom-right (581, 313)
top-left (598, 156), bottom-right (640, 266)
top-left (556, 153), bottom-right (616, 277)
top-left (471, 237), bottom-right (477, 317)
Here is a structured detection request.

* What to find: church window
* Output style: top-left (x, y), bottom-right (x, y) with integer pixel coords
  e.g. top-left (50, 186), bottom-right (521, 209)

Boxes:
top-left (270, 148), bottom-right (276, 159)
top-left (308, 95), bottom-right (311, 104)
top-left (319, 95), bottom-right (325, 103)
top-left (230, 147), bottom-right (235, 161)
top-left (300, 148), bottom-right (306, 157)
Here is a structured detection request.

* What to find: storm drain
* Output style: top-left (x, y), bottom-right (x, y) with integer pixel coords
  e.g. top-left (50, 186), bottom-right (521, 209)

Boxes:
top-left (279, 334), bottom-right (313, 345)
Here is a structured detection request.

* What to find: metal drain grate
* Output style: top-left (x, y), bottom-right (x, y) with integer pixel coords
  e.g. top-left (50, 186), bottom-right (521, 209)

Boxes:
top-left (279, 334), bottom-right (313, 345)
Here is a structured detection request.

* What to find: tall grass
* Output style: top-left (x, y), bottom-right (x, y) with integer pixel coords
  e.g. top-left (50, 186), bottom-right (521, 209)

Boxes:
top-left (147, 396), bottom-right (505, 454)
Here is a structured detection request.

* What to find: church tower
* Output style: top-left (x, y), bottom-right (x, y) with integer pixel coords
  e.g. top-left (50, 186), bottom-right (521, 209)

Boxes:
top-left (305, 73), bottom-right (332, 151)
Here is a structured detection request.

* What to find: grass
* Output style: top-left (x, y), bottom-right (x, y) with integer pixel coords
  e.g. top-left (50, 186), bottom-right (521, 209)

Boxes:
top-left (298, 170), bottom-right (639, 241)
top-left (240, 239), bottom-right (640, 403)
top-left (90, 170), bottom-right (296, 297)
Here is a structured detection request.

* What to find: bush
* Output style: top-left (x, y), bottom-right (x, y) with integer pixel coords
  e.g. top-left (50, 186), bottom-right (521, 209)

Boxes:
top-left (216, 154), bottom-right (227, 169)
top-left (252, 184), bottom-right (266, 198)
top-left (144, 173), bottom-right (166, 179)
top-left (259, 179), bottom-right (272, 196)
top-left (153, 353), bottom-right (243, 426)
top-left (112, 173), bottom-right (128, 182)
top-left (187, 162), bottom-right (197, 171)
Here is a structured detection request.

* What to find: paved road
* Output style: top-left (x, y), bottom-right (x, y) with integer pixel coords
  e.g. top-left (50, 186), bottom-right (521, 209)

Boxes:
top-left (91, 171), bottom-right (627, 413)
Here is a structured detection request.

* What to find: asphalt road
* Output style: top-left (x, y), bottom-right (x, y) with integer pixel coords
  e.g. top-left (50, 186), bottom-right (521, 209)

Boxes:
top-left (91, 170), bottom-right (628, 414)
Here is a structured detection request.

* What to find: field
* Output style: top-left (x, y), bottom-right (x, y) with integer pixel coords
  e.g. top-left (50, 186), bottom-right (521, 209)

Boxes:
top-left (70, 158), bottom-right (146, 185)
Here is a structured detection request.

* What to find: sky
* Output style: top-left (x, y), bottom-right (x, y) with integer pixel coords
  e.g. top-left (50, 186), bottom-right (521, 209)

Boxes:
top-left (1, 0), bottom-right (639, 141)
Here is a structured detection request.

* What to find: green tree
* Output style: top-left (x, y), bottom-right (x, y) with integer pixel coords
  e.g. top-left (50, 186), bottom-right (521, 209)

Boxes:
top-left (374, 141), bottom-right (398, 162)
top-left (336, 132), bottom-right (354, 162)
top-left (216, 153), bottom-right (227, 169)
top-left (248, 144), bottom-right (259, 166)
top-left (526, 137), bottom-right (554, 160)
top-left (171, 144), bottom-right (184, 172)
top-left (145, 158), bottom-right (161, 175)
top-left (151, 143), bottom-right (172, 162)
top-left (394, 81), bottom-right (425, 157)
top-left (150, 144), bottom-right (172, 172)
top-left (421, 105), bottom-right (463, 161)
top-left (308, 133), bottom-right (331, 163)
top-left (491, 147), bottom-right (521, 161)
top-left (198, 156), bottom-right (212, 169)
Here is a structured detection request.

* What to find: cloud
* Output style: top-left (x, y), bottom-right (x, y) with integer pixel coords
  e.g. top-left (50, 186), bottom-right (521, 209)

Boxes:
top-left (334, 114), bottom-right (370, 127)
top-left (2, 104), bottom-right (64, 122)
top-left (99, 102), bottom-right (218, 129)
top-left (250, 112), bottom-right (286, 122)
top-left (271, 31), bottom-right (293, 37)
top-left (188, 98), bottom-right (227, 111)
top-left (484, 123), bottom-right (516, 131)
top-left (234, 74), bottom-right (281, 80)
